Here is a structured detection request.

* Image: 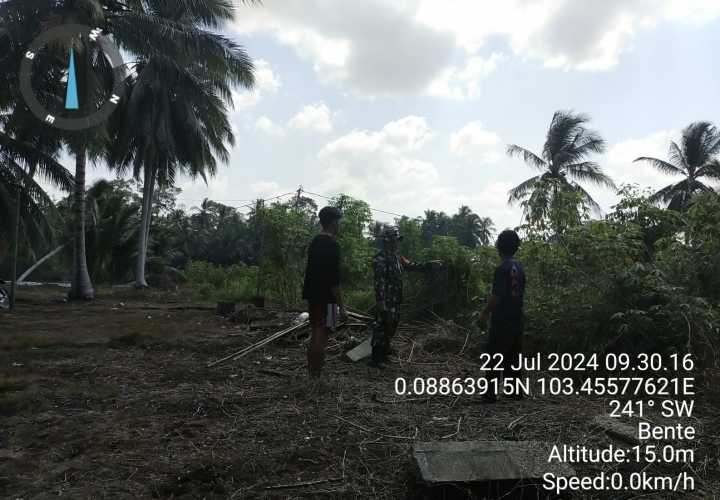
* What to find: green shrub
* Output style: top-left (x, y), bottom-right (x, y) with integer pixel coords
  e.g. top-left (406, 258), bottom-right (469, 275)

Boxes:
top-left (185, 261), bottom-right (258, 302)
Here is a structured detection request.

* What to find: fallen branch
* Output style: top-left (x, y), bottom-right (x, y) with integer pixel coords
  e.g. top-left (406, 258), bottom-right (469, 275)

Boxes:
top-left (231, 321), bottom-right (309, 361)
top-left (347, 309), bottom-right (373, 322)
top-left (441, 417), bottom-right (462, 439)
top-left (259, 368), bottom-right (290, 378)
top-left (264, 477), bottom-right (343, 490)
top-left (508, 409), bottom-right (547, 430)
top-left (372, 393), bottom-right (429, 404)
top-left (335, 414), bottom-right (417, 441)
top-left (208, 321), bottom-right (308, 367)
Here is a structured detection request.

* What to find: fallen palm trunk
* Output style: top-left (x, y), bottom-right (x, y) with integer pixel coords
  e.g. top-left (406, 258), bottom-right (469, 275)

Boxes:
top-left (231, 321), bottom-right (310, 360)
top-left (347, 310), bottom-right (373, 322)
top-left (208, 321), bottom-right (309, 367)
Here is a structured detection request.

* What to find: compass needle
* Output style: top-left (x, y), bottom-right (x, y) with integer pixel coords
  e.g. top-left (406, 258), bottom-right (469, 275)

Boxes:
top-left (20, 24), bottom-right (124, 131)
top-left (65, 48), bottom-right (79, 110)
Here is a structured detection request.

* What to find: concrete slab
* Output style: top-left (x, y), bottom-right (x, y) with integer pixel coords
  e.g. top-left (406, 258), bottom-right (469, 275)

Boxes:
top-left (591, 416), bottom-right (640, 445)
top-left (413, 441), bottom-right (575, 484)
top-left (346, 336), bottom-right (372, 362)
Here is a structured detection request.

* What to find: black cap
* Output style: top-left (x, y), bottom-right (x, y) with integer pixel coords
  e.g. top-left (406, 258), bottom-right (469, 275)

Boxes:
top-left (319, 206), bottom-right (342, 227)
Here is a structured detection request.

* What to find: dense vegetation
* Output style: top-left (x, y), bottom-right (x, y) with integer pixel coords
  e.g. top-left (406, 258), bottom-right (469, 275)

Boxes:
top-left (1, 3), bottom-right (718, 366)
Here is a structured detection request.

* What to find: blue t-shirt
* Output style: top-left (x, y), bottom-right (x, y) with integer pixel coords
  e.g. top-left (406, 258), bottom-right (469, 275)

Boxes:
top-left (491, 258), bottom-right (525, 323)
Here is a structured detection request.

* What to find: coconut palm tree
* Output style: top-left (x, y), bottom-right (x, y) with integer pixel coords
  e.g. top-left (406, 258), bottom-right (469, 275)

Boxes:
top-left (0, 108), bottom-right (72, 309)
top-left (3, 0), bottom-right (256, 297)
top-left (450, 205), bottom-right (494, 248)
top-left (106, 2), bottom-right (255, 288)
top-left (634, 122), bottom-right (720, 212)
top-left (507, 110), bottom-right (615, 233)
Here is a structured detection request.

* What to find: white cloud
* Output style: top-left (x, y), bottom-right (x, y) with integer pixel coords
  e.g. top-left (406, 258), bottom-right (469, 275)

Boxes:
top-left (586, 129), bottom-right (681, 212)
top-left (254, 116), bottom-right (284, 136)
top-left (234, 1), bottom-right (457, 97)
top-left (177, 175), bottom-right (232, 208)
top-left (606, 130), bottom-right (679, 188)
top-left (428, 53), bottom-right (504, 99)
top-left (250, 181), bottom-right (281, 196)
top-left (233, 1), bottom-right (720, 101)
top-left (416, 0), bottom-right (720, 72)
top-left (449, 121), bottom-right (503, 162)
top-left (232, 59), bottom-right (281, 108)
top-left (288, 103), bottom-right (333, 134)
top-left (315, 116), bottom-right (521, 229)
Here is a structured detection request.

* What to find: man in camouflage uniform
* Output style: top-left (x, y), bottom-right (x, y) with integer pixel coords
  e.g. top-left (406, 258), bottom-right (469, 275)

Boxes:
top-left (369, 227), bottom-right (440, 368)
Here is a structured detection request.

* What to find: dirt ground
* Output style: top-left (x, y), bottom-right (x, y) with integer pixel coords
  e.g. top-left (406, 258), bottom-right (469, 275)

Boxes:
top-left (1, 287), bottom-right (718, 500)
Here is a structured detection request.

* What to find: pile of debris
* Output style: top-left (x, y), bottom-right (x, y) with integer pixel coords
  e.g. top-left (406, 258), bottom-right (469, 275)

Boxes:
top-left (209, 303), bottom-right (373, 367)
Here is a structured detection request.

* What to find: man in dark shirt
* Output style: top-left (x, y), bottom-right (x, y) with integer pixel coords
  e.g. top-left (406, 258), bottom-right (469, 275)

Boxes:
top-left (479, 229), bottom-right (526, 403)
top-left (302, 206), bottom-right (347, 378)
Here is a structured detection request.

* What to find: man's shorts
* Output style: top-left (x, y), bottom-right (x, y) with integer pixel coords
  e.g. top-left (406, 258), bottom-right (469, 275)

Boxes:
top-left (308, 303), bottom-right (339, 329)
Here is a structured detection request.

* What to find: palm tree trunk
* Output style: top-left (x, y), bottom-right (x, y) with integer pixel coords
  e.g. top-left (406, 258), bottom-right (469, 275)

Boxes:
top-left (69, 148), bottom-right (95, 300)
top-left (9, 183), bottom-right (20, 310)
top-left (9, 163), bottom-right (38, 308)
top-left (144, 168), bottom-right (156, 249)
top-left (135, 165), bottom-right (156, 288)
top-left (17, 243), bottom-right (67, 283)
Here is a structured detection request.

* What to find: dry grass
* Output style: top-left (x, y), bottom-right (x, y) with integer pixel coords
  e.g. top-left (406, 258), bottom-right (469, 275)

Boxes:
top-left (0, 286), bottom-right (718, 499)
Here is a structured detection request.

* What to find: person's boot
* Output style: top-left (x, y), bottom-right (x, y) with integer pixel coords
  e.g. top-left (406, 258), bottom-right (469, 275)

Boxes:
top-left (384, 339), bottom-right (396, 359)
top-left (368, 345), bottom-right (386, 369)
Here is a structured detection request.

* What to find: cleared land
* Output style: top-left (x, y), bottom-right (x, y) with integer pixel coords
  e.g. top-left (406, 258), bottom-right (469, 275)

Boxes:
top-left (1, 287), bottom-right (718, 499)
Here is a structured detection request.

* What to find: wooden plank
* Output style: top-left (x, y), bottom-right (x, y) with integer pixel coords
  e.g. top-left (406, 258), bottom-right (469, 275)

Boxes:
top-left (346, 336), bottom-right (372, 362)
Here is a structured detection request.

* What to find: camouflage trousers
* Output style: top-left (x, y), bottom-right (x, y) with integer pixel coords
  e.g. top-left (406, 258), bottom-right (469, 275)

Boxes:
top-left (371, 309), bottom-right (400, 360)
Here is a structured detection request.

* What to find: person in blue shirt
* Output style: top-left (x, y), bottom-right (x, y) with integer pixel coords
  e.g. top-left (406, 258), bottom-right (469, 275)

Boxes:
top-left (479, 229), bottom-right (526, 403)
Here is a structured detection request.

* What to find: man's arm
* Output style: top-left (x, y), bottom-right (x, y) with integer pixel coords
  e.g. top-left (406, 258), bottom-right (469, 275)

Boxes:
top-left (479, 294), bottom-right (497, 324)
top-left (330, 285), bottom-right (346, 315)
top-left (330, 243), bottom-right (347, 320)
top-left (400, 255), bottom-right (442, 272)
top-left (479, 266), bottom-right (504, 325)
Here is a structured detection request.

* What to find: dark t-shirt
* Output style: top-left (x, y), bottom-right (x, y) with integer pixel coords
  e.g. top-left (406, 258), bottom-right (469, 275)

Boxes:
top-left (491, 257), bottom-right (525, 323)
top-left (302, 234), bottom-right (341, 304)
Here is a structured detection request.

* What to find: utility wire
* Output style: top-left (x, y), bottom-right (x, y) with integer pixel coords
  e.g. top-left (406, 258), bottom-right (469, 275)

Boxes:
top-left (301, 189), bottom-right (407, 219)
top-left (180, 186), bottom-right (408, 220)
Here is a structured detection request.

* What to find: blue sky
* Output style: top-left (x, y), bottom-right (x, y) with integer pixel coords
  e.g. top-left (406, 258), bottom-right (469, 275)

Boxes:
top-left (73, 0), bottom-right (720, 231)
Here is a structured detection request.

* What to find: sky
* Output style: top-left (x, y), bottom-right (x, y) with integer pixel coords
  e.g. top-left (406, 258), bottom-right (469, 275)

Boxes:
top-left (63, 0), bottom-right (720, 231)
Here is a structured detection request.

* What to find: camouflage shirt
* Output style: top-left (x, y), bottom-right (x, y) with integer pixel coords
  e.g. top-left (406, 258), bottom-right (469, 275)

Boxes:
top-left (373, 251), bottom-right (425, 314)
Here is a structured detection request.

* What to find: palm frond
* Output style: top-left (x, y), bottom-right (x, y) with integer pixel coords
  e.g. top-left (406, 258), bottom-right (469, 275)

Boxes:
top-left (565, 161), bottom-right (616, 189)
top-left (508, 175), bottom-right (542, 204)
top-left (634, 156), bottom-right (684, 176)
top-left (506, 145), bottom-right (546, 170)
top-left (543, 110), bottom-right (590, 161)
top-left (698, 159), bottom-right (720, 180)
top-left (571, 183), bottom-right (602, 215)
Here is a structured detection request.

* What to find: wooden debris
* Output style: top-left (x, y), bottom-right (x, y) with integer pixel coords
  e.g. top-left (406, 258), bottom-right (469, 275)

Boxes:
top-left (249, 320), bottom-right (285, 330)
top-left (335, 414), bottom-right (418, 440)
top-left (265, 477), bottom-right (343, 490)
top-left (347, 310), bottom-right (373, 322)
top-left (208, 321), bottom-right (308, 367)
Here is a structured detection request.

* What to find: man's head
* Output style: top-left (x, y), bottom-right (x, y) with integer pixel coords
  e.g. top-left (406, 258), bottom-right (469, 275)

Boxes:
top-left (495, 229), bottom-right (521, 257)
top-left (381, 226), bottom-right (403, 252)
top-left (318, 206), bottom-right (342, 236)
